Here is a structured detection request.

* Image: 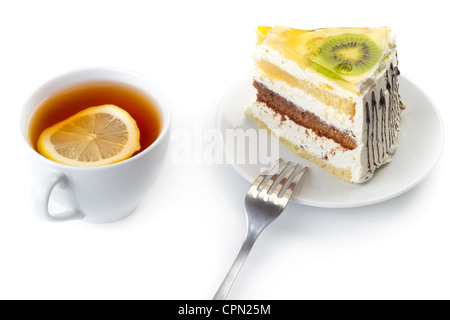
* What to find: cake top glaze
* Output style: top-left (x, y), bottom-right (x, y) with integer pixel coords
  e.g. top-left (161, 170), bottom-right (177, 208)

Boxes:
top-left (256, 26), bottom-right (390, 91)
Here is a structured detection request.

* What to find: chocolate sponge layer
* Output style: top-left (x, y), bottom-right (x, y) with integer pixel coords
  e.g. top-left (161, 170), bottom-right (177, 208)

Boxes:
top-left (254, 80), bottom-right (357, 150)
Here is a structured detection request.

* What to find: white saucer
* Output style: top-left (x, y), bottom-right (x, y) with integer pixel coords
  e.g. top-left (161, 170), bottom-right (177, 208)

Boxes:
top-left (217, 71), bottom-right (444, 208)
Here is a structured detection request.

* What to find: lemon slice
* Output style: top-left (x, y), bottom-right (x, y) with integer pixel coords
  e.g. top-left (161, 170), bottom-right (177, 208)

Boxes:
top-left (37, 105), bottom-right (141, 166)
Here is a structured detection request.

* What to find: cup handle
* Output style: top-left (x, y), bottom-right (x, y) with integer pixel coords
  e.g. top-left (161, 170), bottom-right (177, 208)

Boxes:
top-left (34, 172), bottom-right (84, 221)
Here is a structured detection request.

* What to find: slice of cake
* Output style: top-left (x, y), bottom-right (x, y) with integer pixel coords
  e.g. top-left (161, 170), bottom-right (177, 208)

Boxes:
top-left (247, 26), bottom-right (405, 183)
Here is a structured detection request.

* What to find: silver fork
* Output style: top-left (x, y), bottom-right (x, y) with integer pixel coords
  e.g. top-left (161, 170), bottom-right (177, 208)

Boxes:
top-left (213, 158), bottom-right (308, 300)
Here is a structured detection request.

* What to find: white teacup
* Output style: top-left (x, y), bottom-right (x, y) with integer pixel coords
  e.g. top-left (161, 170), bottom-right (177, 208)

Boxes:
top-left (21, 67), bottom-right (171, 223)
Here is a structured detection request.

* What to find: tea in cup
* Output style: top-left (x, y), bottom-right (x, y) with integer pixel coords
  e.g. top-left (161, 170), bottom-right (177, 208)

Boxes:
top-left (21, 67), bottom-right (171, 223)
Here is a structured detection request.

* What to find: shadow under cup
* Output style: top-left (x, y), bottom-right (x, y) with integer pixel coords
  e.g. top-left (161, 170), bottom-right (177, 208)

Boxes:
top-left (21, 68), bottom-right (171, 223)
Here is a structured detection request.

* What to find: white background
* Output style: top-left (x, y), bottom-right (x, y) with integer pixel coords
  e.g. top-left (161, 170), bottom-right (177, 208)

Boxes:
top-left (0, 0), bottom-right (448, 300)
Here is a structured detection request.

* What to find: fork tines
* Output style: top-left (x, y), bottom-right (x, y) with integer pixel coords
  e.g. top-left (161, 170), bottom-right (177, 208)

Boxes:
top-left (248, 159), bottom-right (308, 200)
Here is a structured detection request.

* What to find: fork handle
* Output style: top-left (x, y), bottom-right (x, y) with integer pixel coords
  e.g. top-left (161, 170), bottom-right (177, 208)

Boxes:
top-left (213, 233), bottom-right (258, 300)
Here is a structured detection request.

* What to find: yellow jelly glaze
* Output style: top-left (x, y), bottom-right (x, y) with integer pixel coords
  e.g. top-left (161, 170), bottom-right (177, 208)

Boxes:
top-left (256, 26), bottom-right (389, 92)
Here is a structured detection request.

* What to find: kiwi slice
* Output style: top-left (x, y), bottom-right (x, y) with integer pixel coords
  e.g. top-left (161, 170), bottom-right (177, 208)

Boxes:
top-left (306, 58), bottom-right (348, 82)
top-left (313, 33), bottom-right (382, 77)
